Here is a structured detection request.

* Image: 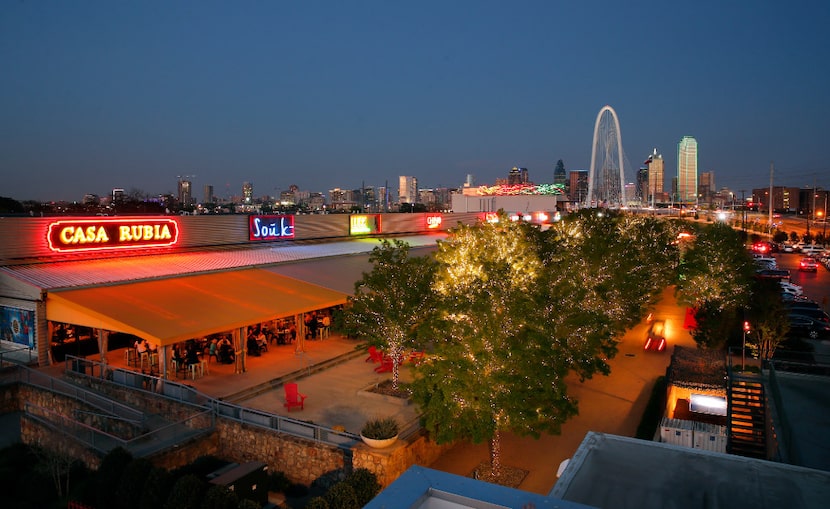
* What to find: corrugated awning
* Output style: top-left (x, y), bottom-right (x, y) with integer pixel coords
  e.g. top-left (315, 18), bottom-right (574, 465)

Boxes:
top-left (46, 268), bottom-right (348, 347)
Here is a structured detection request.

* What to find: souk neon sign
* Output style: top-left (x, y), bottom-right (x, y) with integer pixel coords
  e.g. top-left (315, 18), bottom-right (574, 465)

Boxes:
top-left (47, 218), bottom-right (179, 253)
top-left (249, 215), bottom-right (295, 241)
top-left (350, 214), bottom-right (381, 235)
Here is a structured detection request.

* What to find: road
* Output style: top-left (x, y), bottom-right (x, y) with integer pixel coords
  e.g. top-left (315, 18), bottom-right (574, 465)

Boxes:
top-left (428, 286), bottom-right (695, 494)
top-left (778, 251), bottom-right (830, 309)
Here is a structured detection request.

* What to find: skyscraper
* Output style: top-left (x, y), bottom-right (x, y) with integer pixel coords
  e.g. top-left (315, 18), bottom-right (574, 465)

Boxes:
top-left (507, 167), bottom-right (529, 185)
top-left (699, 171), bottom-right (714, 206)
top-left (677, 136), bottom-right (698, 204)
top-left (399, 176), bottom-right (418, 204)
top-left (644, 148), bottom-right (664, 205)
top-left (554, 160), bottom-right (567, 187)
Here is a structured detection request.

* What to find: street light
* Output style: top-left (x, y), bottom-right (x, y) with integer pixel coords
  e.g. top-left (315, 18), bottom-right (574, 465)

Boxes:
top-left (742, 321), bottom-right (751, 371)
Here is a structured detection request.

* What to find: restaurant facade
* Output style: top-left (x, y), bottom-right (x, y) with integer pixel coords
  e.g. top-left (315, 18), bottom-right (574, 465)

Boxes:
top-left (0, 212), bottom-right (486, 375)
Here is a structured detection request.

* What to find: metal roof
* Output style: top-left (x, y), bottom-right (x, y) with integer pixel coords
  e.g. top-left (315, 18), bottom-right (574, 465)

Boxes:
top-left (1, 234), bottom-right (444, 291)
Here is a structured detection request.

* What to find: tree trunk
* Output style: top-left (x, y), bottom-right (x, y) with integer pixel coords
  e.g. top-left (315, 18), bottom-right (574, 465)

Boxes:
top-left (489, 430), bottom-right (501, 479)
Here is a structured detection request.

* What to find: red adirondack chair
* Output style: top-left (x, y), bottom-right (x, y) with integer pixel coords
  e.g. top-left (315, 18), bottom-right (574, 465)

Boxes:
top-left (365, 345), bottom-right (384, 364)
top-left (283, 382), bottom-right (307, 411)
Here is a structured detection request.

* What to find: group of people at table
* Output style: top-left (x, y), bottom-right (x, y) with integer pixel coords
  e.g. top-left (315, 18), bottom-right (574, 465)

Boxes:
top-left (127, 311), bottom-right (334, 378)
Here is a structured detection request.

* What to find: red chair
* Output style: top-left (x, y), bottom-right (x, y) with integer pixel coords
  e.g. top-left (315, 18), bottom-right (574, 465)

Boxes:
top-left (365, 345), bottom-right (384, 364)
top-left (374, 354), bottom-right (397, 373)
top-left (283, 383), bottom-right (307, 411)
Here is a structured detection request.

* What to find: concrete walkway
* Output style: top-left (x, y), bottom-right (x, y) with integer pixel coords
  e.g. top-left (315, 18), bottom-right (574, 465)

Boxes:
top-left (427, 287), bottom-right (696, 494)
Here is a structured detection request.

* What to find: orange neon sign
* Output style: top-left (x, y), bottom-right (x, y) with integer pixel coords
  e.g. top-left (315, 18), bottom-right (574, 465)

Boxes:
top-left (47, 218), bottom-right (179, 253)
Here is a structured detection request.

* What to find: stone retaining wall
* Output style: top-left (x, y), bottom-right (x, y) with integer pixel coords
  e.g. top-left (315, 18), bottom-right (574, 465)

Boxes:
top-left (2, 381), bottom-right (452, 488)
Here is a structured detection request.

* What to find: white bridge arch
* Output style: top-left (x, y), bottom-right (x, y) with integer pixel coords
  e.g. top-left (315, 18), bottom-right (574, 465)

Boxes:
top-left (587, 105), bottom-right (626, 208)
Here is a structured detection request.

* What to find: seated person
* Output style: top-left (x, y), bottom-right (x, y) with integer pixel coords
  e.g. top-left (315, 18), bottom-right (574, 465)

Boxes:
top-left (257, 330), bottom-right (268, 351)
top-left (184, 345), bottom-right (199, 366)
top-left (247, 335), bottom-right (261, 356)
top-left (218, 339), bottom-right (234, 364)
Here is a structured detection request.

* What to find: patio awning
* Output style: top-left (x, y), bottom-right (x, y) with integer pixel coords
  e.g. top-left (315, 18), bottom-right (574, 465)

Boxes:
top-left (46, 268), bottom-right (349, 347)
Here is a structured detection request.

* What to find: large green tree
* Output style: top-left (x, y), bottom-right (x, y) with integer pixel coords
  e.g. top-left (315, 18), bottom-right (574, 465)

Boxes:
top-left (343, 239), bottom-right (437, 389)
top-left (410, 211), bottom-right (669, 478)
top-left (675, 223), bottom-right (756, 349)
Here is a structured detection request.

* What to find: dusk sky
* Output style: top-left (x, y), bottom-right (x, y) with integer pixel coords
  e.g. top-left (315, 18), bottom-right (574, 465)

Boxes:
top-left (2, 1), bottom-right (829, 203)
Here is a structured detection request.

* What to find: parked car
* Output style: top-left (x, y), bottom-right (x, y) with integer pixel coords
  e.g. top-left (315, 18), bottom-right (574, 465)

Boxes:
top-left (781, 243), bottom-right (796, 253)
top-left (644, 320), bottom-right (667, 352)
top-left (787, 314), bottom-right (830, 340)
top-left (801, 245), bottom-right (826, 256)
top-left (799, 257), bottom-right (818, 272)
top-left (779, 281), bottom-right (803, 296)
top-left (786, 307), bottom-right (830, 324)
top-left (755, 269), bottom-right (791, 281)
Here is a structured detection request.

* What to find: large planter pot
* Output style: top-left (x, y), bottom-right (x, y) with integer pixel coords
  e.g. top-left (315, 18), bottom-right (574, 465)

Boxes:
top-left (360, 433), bottom-right (399, 449)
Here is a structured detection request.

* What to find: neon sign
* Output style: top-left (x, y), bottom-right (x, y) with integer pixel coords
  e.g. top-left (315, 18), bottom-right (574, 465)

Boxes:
top-left (425, 214), bottom-right (443, 229)
top-left (249, 215), bottom-right (295, 241)
top-left (349, 214), bottom-right (381, 235)
top-left (47, 218), bottom-right (179, 253)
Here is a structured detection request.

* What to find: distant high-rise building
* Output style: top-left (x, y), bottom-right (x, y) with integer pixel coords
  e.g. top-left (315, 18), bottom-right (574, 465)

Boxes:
top-left (569, 170), bottom-right (589, 203)
top-left (644, 148), bottom-right (664, 205)
top-left (554, 160), bottom-right (567, 187)
top-left (242, 182), bottom-right (253, 204)
top-left (399, 176), bottom-right (418, 204)
top-left (508, 167), bottom-right (529, 185)
top-left (111, 188), bottom-right (124, 205)
top-left (177, 178), bottom-right (193, 207)
top-left (677, 136), bottom-right (698, 204)
top-left (204, 185), bottom-right (214, 204)
top-left (464, 174), bottom-right (475, 188)
top-left (636, 167), bottom-right (648, 203)
top-left (699, 172), bottom-right (714, 206)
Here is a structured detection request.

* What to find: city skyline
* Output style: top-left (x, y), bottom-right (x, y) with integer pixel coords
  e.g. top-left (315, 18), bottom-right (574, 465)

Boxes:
top-left (2, 1), bottom-right (829, 202)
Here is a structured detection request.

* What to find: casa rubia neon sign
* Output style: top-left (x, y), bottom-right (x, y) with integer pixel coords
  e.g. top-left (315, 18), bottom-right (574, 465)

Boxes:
top-left (249, 215), bottom-right (295, 241)
top-left (47, 218), bottom-right (179, 253)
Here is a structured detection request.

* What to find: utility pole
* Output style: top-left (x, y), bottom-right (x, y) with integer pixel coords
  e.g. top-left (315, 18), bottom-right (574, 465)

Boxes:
top-left (740, 189), bottom-right (746, 232)
top-left (768, 162), bottom-right (774, 235)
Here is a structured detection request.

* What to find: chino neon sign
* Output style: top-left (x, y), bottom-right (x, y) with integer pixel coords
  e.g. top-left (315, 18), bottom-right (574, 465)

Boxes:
top-left (349, 214), bottom-right (381, 235)
top-left (425, 214), bottom-right (443, 229)
top-left (249, 215), bottom-right (295, 241)
top-left (47, 218), bottom-right (179, 253)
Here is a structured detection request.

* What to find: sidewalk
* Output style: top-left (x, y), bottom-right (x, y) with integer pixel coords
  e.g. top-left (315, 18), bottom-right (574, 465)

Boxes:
top-left (427, 287), bottom-right (695, 494)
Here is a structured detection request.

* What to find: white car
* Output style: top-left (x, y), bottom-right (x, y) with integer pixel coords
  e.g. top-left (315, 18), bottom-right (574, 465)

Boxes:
top-left (801, 245), bottom-right (826, 256)
top-left (780, 281), bottom-right (803, 296)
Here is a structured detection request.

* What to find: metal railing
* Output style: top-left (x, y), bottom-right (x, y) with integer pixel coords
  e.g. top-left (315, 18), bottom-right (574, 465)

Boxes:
top-left (63, 355), bottom-right (361, 448)
top-left (0, 341), bottom-right (35, 366)
top-left (14, 363), bottom-right (145, 425)
top-left (24, 401), bottom-right (213, 458)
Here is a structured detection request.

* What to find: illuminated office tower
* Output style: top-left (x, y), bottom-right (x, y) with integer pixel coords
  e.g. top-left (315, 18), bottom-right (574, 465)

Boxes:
top-left (644, 149), bottom-right (664, 205)
top-left (242, 181), bottom-right (253, 204)
top-left (399, 176), bottom-right (418, 204)
top-left (677, 136), bottom-right (698, 204)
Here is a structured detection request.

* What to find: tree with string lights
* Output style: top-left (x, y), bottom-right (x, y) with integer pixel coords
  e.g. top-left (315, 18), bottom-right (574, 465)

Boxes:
top-left (675, 222), bottom-right (756, 349)
top-left (343, 239), bottom-right (437, 390)
top-left (410, 211), bottom-right (675, 479)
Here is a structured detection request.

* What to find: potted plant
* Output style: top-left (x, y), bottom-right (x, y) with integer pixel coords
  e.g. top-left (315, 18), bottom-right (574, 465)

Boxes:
top-left (360, 416), bottom-right (400, 448)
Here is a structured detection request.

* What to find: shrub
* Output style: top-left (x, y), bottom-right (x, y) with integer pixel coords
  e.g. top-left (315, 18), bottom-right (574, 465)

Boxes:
top-left (360, 416), bottom-right (399, 440)
top-left (268, 470), bottom-right (291, 492)
top-left (325, 482), bottom-right (359, 509)
top-left (344, 468), bottom-right (381, 506)
top-left (200, 484), bottom-right (238, 509)
top-left (285, 482), bottom-right (309, 498)
top-left (305, 496), bottom-right (330, 509)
